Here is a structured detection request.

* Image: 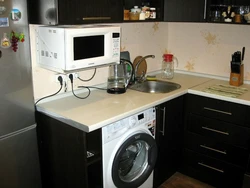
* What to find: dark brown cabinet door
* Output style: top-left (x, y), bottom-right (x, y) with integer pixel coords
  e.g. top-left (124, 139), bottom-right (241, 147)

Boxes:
top-left (182, 94), bottom-right (249, 188)
top-left (164, 0), bottom-right (207, 22)
top-left (36, 112), bottom-right (103, 188)
top-left (74, 0), bottom-right (123, 24)
top-left (154, 96), bottom-right (184, 188)
top-left (28, 0), bottom-right (123, 25)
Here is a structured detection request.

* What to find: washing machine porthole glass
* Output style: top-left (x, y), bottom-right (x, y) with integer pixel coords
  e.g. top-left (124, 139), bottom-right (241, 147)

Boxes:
top-left (112, 133), bottom-right (158, 188)
top-left (118, 140), bottom-right (149, 182)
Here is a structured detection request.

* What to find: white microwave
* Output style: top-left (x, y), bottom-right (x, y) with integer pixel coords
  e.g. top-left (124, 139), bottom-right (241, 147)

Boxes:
top-left (36, 25), bottom-right (120, 73)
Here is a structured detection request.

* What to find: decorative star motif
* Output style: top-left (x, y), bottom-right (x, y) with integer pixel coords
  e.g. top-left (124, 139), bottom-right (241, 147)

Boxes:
top-left (185, 61), bottom-right (195, 71)
top-left (201, 31), bottom-right (218, 45)
top-left (153, 22), bottom-right (159, 32)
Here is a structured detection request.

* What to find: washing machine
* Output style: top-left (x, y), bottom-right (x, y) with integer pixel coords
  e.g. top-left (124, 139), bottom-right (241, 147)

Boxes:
top-left (102, 107), bottom-right (157, 188)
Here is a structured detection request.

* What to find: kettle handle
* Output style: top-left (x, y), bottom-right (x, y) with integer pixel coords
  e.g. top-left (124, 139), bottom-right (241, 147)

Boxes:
top-left (120, 59), bottom-right (134, 89)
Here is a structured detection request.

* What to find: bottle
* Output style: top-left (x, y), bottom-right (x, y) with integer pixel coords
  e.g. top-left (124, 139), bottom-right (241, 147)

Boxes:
top-left (150, 7), bottom-right (156, 19)
top-left (142, 6), bottom-right (150, 19)
top-left (139, 11), bottom-right (145, 20)
top-left (162, 54), bottom-right (178, 79)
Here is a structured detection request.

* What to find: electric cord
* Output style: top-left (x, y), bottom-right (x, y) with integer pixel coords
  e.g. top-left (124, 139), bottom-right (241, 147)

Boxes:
top-left (35, 76), bottom-right (63, 105)
top-left (69, 74), bottom-right (91, 99)
top-left (78, 68), bottom-right (97, 82)
top-left (78, 86), bottom-right (107, 91)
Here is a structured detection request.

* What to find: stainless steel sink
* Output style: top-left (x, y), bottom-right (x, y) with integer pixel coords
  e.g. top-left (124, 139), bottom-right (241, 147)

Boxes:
top-left (129, 80), bottom-right (181, 93)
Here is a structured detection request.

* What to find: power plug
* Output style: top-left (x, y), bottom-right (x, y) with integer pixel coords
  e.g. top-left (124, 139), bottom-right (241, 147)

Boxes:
top-left (54, 74), bottom-right (67, 84)
top-left (67, 73), bottom-right (78, 80)
top-left (67, 73), bottom-right (78, 83)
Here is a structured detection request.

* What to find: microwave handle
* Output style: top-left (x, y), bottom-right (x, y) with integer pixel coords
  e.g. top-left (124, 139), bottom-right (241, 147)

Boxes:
top-left (82, 17), bottom-right (111, 20)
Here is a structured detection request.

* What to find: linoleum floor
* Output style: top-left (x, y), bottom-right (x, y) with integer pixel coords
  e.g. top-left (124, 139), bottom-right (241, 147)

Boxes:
top-left (159, 172), bottom-right (215, 188)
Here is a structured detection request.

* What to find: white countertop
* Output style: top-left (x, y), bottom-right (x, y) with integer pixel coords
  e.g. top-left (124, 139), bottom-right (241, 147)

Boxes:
top-left (188, 79), bottom-right (250, 106)
top-left (36, 72), bottom-right (250, 132)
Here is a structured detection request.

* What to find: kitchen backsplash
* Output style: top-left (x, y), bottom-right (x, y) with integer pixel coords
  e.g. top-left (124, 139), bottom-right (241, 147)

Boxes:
top-left (30, 22), bottom-right (250, 100)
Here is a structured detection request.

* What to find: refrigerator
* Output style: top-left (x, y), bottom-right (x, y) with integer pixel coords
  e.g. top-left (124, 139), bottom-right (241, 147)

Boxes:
top-left (0, 0), bottom-right (42, 187)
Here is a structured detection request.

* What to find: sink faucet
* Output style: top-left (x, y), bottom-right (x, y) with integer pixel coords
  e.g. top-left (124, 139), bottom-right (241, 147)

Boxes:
top-left (134, 55), bottom-right (155, 83)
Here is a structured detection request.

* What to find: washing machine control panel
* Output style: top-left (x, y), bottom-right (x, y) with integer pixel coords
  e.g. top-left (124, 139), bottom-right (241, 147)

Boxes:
top-left (129, 107), bottom-right (155, 129)
top-left (102, 107), bottom-right (156, 144)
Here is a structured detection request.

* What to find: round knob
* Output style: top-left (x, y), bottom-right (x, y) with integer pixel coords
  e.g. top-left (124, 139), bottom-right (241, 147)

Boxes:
top-left (129, 116), bottom-right (137, 128)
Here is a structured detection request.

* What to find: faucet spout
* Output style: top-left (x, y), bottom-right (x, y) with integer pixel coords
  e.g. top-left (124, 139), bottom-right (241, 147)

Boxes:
top-left (134, 55), bottom-right (155, 83)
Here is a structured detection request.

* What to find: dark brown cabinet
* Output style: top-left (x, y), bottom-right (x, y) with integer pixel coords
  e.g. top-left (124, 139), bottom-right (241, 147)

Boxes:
top-left (28, 0), bottom-right (165, 25)
top-left (181, 94), bottom-right (250, 188)
top-left (207, 0), bottom-right (250, 24)
top-left (164, 0), bottom-right (207, 22)
top-left (28, 0), bottom-right (123, 25)
top-left (35, 111), bottom-right (102, 188)
top-left (164, 0), bottom-right (250, 24)
top-left (153, 96), bottom-right (184, 188)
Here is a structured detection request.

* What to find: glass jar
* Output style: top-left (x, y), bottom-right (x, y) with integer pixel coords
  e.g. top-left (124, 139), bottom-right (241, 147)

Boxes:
top-left (162, 54), bottom-right (178, 79)
top-left (150, 7), bottom-right (156, 19)
top-left (142, 6), bottom-right (150, 19)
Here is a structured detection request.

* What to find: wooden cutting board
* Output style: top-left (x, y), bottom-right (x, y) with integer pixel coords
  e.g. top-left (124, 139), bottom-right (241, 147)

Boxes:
top-left (133, 56), bottom-right (147, 77)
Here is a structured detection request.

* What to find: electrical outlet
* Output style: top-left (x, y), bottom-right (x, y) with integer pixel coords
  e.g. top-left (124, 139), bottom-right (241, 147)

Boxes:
top-left (54, 74), bottom-right (67, 83)
top-left (67, 72), bottom-right (78, 80)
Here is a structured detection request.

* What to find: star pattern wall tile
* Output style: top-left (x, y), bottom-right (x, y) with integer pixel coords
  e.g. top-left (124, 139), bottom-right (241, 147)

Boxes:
top-left (153, 22), bottom-right (159, 32)
top-left (201, 31), bottom-right (218, 45)
top-left (185, 61), bottom-right (195, 71)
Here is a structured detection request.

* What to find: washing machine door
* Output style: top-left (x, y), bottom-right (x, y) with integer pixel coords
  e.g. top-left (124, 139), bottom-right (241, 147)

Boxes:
top-left (112, 133), bottom-right (157, 188)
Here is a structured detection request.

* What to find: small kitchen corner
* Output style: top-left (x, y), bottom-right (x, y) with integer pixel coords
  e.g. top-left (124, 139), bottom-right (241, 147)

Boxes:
top-left (2, 0), bottom-right (250, 187)
top-left (27, 2), bottom-right (250, 188)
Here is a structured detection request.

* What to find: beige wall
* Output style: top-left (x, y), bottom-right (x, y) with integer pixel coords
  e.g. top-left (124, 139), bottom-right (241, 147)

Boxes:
top-left (30, 22), bottom-right (250, 100)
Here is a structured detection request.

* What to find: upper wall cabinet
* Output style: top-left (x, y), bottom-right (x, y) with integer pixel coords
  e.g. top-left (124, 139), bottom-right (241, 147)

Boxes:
top-left (164, 0), bottom-right (207, 22)
top-left (207, 0), bottom-right (250, 24)
top-left (28, 0), bottom-right (123, 25)
top-left (163, 0), bottom-right (250, 24)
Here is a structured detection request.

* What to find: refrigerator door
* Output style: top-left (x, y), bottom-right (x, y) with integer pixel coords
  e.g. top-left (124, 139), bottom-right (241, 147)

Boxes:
top-left (0, 125), bottom-right (42, 188)
top-left (0, 0), bottom-right (35, 137)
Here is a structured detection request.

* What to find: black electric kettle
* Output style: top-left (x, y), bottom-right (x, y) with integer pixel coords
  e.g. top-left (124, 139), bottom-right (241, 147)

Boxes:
top-left (107, 59), bottom-right (134, 94)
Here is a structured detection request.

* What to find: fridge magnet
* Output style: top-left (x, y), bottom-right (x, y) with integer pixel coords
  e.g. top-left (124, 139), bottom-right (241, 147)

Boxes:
top-left (0, 32), bottom-right (11, 48)
top-left (10, 8), bottom-right (21, 21)
top-left (0, 17), bottom-right (9, 27)
top-left (10, 31), bottom-right (25, 52)
top-left (0, 6), bottom-right (6, 15)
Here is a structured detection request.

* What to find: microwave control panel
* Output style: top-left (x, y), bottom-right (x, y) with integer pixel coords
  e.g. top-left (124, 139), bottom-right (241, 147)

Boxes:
top-left (112, 33), bottom-right (120, 58)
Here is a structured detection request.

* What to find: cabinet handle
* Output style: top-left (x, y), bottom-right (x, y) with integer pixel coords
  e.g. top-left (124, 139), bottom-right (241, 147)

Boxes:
top-left (160, 107), bottom-right (166, 136)
top-left (201, 126), bottom-right (229, 136)
top-left (200, 144), bottom-right (227, 155)
top-left (82, 17), bottom-right (111, 20)
top-left (203, 107), bottom-right (232, 116)
top-left (198, 162), bottom-right (224, 173)
top-left (204, 0), bottom-right (207, 20)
